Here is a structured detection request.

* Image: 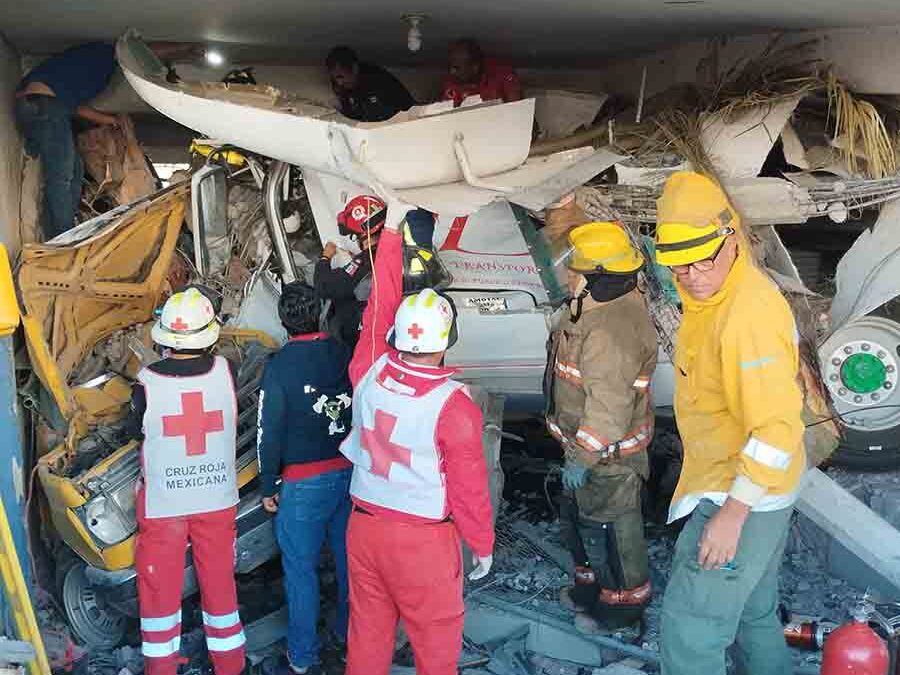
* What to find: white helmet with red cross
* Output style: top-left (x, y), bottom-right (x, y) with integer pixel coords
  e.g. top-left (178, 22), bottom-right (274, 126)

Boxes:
top-left (151, 287), bottom-right (221, 350)
top-left (388, 289), bottom-right (458, 354)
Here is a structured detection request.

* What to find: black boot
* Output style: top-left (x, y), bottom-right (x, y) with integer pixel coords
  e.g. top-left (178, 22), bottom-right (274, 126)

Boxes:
top-left (579, 513), bottom-right (651, 629)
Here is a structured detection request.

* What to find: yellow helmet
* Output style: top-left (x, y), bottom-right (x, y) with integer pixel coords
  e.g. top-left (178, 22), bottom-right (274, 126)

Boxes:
top-left (190, 140), bottom-right (247, 167)
top-left (655, 171), bottom-right (738, 267)
top-left (566, 221), bottom-right (644, 275)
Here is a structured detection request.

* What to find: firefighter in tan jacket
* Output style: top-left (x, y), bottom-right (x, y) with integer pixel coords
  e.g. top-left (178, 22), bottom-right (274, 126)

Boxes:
top-left (546, 221), bottom-right (658, 631)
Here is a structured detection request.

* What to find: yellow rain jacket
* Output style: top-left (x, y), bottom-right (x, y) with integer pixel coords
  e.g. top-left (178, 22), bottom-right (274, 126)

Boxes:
top-left (669, 250), bottom-right (805, 522)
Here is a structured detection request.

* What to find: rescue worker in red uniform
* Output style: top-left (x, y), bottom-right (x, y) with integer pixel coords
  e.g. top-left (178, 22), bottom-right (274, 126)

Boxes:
top-left (440, 38), bottom-right (522, 107)
top-left (132, 287), bottom-right (245, 675)
top-left (340, 204), bottom-right (495, 675)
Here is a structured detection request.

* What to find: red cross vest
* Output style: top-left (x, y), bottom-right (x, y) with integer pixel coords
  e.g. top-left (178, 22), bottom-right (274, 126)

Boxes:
top-left (341, 353), bottom-right (464, 519)
top-left (138, 356), bottom-right (239, 519)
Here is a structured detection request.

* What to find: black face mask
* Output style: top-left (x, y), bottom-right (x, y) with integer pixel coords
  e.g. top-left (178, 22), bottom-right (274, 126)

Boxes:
top-left (585, 272), bottom-right (638, 303)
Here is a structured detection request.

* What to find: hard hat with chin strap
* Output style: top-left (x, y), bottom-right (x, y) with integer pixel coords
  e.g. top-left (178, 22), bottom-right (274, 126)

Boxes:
top-left (388, 288), bottom-right (458, 354)
top-left (565, 221), bottom-right (644, 275)
top-left (655, 171), bottom-right (738, 267)
top-left (151, 287), bottom-right (220, 350)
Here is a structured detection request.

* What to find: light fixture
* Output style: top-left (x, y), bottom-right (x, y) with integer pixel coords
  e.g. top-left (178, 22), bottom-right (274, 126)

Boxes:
top-left (205, 48), bottom-right (225, 67)
top-left (403, 14), bottom-right (425, 52)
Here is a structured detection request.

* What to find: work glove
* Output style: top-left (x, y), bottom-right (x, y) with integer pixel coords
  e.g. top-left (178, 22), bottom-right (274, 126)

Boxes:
top-left (468, 553), bottom-right (494, 581)
top-left (561, 460), bottom-right (590, 491)
top-left (382, 194), bottom-right (416, 233)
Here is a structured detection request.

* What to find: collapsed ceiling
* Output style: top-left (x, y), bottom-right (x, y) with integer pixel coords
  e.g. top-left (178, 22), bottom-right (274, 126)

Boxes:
top-left (6, 0), bottom-right (900, 66)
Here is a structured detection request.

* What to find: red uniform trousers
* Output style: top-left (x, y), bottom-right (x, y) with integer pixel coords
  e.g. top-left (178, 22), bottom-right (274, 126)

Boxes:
top-left (136, 492), bottom-right (245, 675)
top-left (344, 510), bottom-right (464, 675)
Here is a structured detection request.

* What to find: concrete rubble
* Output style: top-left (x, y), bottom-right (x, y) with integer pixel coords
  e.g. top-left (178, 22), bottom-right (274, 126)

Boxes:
top-left (22, 403), bottom-right (894, 675)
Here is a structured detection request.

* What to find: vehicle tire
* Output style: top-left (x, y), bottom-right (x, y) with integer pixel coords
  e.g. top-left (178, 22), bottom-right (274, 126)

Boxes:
top-left (819, 314), bottom-right (900, 472)
top-left (60, 559), bottom-right (127, 649)
top-left (829, 436), bottom-right (900, 471)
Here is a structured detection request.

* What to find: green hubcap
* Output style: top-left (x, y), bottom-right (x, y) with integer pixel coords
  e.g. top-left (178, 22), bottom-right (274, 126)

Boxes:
top-left (841, 353), bottom-right (887, 394)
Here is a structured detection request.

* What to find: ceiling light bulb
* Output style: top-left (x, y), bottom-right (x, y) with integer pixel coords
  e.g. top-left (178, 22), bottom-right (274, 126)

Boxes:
top-left (205, 49), bottom-right (225, 67)
top-left (405, 15), bottom-right (424, 52)
top-left (408, 26), bottom-right (422, 52)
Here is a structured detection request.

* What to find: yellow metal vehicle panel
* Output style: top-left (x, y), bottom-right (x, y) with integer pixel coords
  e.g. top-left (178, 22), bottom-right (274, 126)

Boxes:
top-left (23, 184), bottom-right (278, 572)
top-left (18, 185), bottom-right (188, 421)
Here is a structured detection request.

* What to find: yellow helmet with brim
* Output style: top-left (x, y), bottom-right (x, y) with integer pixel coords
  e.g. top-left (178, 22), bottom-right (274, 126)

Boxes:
top-left (562, 221), bottom-right (645, 275)
top-left (654, 171), bottom-right (739, 267)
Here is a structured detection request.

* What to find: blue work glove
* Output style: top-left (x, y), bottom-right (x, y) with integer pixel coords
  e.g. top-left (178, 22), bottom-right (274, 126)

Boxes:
top-left (561, 461), bottom-right (590, 491)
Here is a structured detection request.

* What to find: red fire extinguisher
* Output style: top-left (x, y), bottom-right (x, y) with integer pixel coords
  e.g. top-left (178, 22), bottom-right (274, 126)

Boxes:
top-left (822, 602), bottom-right (891, 675)
top-left (784, 619), bottom-right (837, 650)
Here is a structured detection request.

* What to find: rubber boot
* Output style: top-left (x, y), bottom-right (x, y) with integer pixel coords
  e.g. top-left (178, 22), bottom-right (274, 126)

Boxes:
top-left (402, 244), bottom-right (452, 294)
top-left (570, 518), bottom-right (614, 612)
top-left (401, 212), bottom-right (451, 293)
top-left (559, 493), bottom-right (596, 613)
top-left (589, 510), bottom-right (652, 629)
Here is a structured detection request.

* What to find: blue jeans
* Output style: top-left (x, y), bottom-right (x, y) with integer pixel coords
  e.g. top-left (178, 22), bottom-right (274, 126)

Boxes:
top-left (14, 95), bottom-right (83, 240)
top-left (275, 468), bottom-right (352, 668)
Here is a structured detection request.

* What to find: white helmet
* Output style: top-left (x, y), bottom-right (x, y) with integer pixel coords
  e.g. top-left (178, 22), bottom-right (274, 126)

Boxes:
top-left (151, 287), bottom-right (220, 350)
top-left (388, 289), bottom-right (457, 354)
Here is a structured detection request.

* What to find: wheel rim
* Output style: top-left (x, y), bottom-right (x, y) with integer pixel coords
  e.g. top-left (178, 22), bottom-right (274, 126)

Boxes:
top-left (820, 316), bottom-right (900, 433)
top-left (841, 352), bottom-right (887, 395)
top-left (62, 563), bottom-right (127, 649)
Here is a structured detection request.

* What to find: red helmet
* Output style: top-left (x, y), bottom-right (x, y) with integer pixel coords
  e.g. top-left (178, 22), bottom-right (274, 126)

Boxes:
top-left (337, 195), bottom-right (386, 238)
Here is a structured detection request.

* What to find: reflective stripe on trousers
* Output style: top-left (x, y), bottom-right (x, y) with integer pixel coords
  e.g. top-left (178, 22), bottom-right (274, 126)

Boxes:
top-left (136, 490), bottom-right (245, 675)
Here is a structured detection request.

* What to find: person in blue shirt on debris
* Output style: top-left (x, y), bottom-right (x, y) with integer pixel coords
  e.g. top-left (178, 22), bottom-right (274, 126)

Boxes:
top-left (256, 281), bottom-right (354, 675)
top-left (14, 41), bottom-right (196, 239)
top-left (15, 42), bottom-right (119, 239)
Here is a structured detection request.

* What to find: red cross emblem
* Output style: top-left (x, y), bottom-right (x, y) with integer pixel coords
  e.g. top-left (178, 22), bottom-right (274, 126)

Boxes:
top-left (360, 410), bottom-right (412, 479)
top-left (170, 316), bottom-right (190, 331)
top-left (162, 391), bottom-right (224, 456)
top-left (407, 323), bottom-right (424, 340)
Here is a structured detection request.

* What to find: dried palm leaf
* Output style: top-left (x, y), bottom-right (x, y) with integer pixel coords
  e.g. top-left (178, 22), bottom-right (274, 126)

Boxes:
top-left (713, 37), bottom-right (823, 119)
top-left (827, 72), bottom-right (897, 178)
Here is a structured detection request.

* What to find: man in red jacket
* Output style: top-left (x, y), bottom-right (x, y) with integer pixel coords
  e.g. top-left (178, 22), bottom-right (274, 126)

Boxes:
top-left (439, 38), bottom-right (522, 107)
top-left (340, 205), bottom-right (495, 675)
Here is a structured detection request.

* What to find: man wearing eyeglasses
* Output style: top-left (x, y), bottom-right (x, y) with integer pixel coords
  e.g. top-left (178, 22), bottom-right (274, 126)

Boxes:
top-left (654, 172), bottom-right (805, 675)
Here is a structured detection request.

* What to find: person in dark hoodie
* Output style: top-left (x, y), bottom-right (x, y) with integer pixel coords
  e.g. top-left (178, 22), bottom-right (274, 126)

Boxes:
top-left (316, 195), bottom-right (445, 348)
top-left (256, 282), bottom-right (354, 675)
top-left (314, 195), bottom-right (386, 348)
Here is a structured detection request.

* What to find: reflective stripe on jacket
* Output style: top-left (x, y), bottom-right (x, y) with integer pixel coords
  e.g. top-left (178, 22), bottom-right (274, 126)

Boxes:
top-left (546, 288), bottom-right (658, 463)
top-left (670, 250), bottom-right (805, 522)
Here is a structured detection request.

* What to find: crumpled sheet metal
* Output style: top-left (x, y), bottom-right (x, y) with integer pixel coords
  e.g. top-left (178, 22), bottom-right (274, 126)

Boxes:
top-left (831, 199), bottom-right (900, 328)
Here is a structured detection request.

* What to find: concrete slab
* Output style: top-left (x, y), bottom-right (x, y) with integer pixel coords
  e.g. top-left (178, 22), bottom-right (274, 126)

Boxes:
top-left (796, 468), bottom-right (900, 596)
top-left (828, 538), bottom-right (900, 599)
top-left (465, 602), bottom-right (605, 666)
top-left (244, 606), bottom-right (288, 653)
